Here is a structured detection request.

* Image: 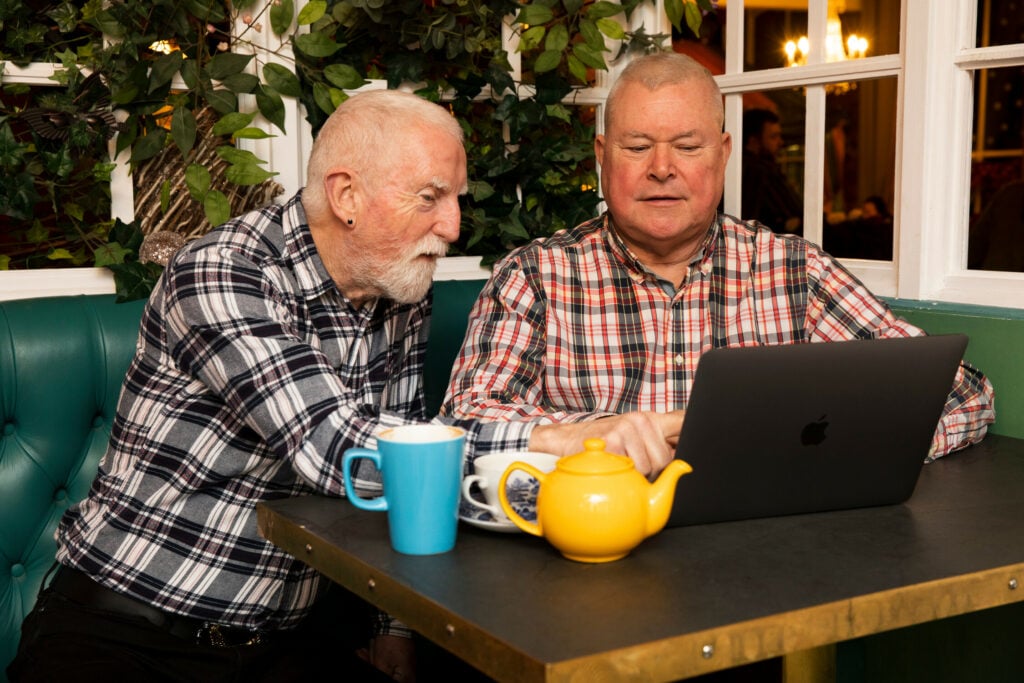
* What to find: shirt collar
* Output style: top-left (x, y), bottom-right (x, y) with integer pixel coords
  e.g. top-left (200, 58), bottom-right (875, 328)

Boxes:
top-left (282, 191), bottom-right (341, 301)
top-left (602, 212), bottom-right (723, 283)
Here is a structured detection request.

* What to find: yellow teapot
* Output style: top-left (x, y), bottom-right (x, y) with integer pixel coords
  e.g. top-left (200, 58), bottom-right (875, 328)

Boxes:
top-left (498, 438), bottom-right (693, 563)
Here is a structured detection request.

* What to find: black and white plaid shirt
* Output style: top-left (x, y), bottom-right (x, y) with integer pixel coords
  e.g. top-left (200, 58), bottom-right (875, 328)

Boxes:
top-left (56, 192), bottom-right (532, 632)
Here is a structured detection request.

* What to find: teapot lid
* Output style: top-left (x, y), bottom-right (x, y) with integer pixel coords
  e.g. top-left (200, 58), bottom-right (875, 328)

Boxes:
top-left (558, 438), bottom-right (635, 474)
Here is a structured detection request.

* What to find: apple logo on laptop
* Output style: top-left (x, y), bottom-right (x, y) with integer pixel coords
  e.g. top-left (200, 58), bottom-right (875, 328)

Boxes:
top-left (801, 414), bottom-right (829, 446)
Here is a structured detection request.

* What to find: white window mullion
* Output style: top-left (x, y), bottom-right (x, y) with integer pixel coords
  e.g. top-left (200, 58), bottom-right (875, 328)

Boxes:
top-left (897, 0), bottom-right (977, 302)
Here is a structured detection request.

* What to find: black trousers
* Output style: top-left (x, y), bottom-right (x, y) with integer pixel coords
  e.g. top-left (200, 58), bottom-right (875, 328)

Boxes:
top-left (7, 578), bottom-right (393, 683)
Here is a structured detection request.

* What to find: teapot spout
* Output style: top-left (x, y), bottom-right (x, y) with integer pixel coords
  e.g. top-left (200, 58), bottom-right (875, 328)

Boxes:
top-left (645, 459), bottom-right (693, 538)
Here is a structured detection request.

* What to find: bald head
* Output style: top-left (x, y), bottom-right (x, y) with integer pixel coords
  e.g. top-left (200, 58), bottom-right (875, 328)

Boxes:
top-left (605, 52), bottom-right (724, 134)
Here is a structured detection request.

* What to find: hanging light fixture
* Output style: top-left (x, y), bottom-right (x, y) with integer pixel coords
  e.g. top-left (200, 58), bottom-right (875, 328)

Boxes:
top-left (784, 6), bottom-right (868, 68)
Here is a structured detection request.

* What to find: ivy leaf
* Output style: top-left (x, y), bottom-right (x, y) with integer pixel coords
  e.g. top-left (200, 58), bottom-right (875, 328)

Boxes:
top-left (211, 112), bottom-right (256, 136)
top-left (220, 72), bottom-right (260, 94)
top-left (567, 54), bottom-right (588, 83)
top-left (108, 261), bottom-right (164, 303)
top-left (263, 63), bottom-right (302, 98)
top-left (216, 146), bottom-right (263, 164)
top-left (515, 5), bottom-right (553, 26)
top-left (149, 51), bottom-right (184, 93)
top-left (47, 248), bottom-right (76, 262)
top-left (225, 163), bottom-right (277, 186)
top-left (297, 0), bottom-right (326, 25)
top-left (130, 128), bottom-right (168, 164)
top-left (232, 127), bottom-right (276, 139)
top-left (255, 85), bottom-right (286, 131)
top-left (584, 1), bottom-right (624, 20)
top-left (533, 50), bottom-right (562, 74)
top-left (185, 164), bottom-right (211, 199)
top-left (295, 32), bottom-right (342, 58)
top-left (685, 0), bottom-right (704, 38)
top-left (93, 241), bottom-right (134, 268)
top-left (270, 0), bottom-right (295, 35)
top-left (324, 64), bottom-right (367, 90)
top-left (596, 18), bottom-right (625, 40)
top-left (205, 89), bottom-right (238, 114)
top-left (545, 24), bottom-right (569, 52)
top-left (664, 0), bottom-right (684, 32)
top-left (578, 18), bottom-right (604, 51)
top-left (203, 190), bottom-right (231, 226)
top-left (171, 107), bottom-right (197, 156)
top-left (206, 52), bottom-right (254, 81)
top-left (469, 179), bottom-right (495, 202)
top-left (160, 180), bottom-right (171, 213)
top-left (572, 43), bottom-right (608, 70)
top-left (518, 26), bottom-right (545, 52)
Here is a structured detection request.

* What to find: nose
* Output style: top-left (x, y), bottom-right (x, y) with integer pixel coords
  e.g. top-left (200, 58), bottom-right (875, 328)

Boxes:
top-left (647, 143), bottom-right (675, 181)
top-left (434, 197), bottom-right (462, 244)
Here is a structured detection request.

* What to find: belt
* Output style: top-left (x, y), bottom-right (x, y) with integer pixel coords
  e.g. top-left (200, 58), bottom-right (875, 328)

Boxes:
top-left (50, 565), bottom-right (267, 647)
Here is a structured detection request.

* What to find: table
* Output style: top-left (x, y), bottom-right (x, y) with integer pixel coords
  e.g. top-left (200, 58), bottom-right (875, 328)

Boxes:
top-left (256, 435), bottom-right (1024, 682)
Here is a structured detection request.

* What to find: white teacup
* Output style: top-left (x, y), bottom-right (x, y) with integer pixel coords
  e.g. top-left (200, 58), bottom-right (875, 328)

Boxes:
top-left (462, 451), bottom-right (559, 523)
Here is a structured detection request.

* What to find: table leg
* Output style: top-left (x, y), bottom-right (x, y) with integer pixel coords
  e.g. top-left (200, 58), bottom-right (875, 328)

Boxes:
top-left (782, 644), bottom-right (836, 683)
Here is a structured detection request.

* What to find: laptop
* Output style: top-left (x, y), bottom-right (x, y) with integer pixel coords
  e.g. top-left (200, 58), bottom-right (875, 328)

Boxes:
top-left (667, 334), bottom-right (968, 527)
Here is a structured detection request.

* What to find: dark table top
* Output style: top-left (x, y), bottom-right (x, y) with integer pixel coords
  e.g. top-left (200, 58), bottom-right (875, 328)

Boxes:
top-left (257, 435), bottom-right (1024, 682)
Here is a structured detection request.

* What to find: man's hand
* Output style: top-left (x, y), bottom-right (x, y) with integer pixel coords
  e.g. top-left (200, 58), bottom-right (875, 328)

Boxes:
top-left (529, 410), bottom-right (684, 478)
top-left (359, 634), bottom-right (417, 682)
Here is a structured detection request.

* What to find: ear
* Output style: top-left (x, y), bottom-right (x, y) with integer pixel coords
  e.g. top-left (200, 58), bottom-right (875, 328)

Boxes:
top-left (323, 167), bottom-right (358, 225)
top-left (595, 134), bottom-right (606, 167)
top-left (720, 131), bottom-right (733, 164)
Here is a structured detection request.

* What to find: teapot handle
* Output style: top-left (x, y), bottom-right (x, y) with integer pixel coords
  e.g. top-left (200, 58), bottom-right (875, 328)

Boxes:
top-left (498, 462), bottom-right (545, 537)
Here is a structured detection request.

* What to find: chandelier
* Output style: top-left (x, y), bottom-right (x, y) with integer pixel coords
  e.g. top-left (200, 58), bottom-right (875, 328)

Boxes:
top-left (783, 8), bottom-right (868, 93)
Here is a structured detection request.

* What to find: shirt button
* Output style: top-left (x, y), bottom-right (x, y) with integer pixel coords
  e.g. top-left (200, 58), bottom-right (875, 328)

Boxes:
top-left (673, 354), bottom-right (684, 365)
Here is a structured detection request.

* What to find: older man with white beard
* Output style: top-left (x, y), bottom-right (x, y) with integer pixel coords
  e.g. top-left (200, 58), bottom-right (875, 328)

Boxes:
top-left (8, 90), bottom-right (526, 683)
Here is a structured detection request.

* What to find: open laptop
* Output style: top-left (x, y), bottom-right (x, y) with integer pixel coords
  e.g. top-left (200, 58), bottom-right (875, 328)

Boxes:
top-left (667, 334), bottom-right (968, 527)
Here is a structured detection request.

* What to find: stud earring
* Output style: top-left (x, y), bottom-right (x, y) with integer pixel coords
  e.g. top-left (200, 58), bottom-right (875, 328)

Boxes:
top-left (347, 218), bottom-right (354, 225)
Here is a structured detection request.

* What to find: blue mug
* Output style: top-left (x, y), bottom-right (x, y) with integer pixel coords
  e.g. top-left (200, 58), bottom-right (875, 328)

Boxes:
top-left (343, 424), bottom-right (466, 555)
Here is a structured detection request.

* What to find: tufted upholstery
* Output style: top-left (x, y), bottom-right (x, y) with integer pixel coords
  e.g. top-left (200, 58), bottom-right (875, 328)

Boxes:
top-left (0, 295), bottom-right (146, 681)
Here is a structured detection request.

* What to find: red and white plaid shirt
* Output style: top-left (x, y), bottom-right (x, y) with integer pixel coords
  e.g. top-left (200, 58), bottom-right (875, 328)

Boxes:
top-left (443, 213), bottom-right (995, 460)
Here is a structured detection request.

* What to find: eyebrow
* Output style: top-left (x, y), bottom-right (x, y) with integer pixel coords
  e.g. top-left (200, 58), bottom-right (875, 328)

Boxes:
top-left (428, 177), bottom-right (469, 195)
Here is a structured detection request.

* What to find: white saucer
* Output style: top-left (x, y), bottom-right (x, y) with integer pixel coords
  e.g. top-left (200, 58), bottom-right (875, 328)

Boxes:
top-left (459, 513), bottom-right (521, 534)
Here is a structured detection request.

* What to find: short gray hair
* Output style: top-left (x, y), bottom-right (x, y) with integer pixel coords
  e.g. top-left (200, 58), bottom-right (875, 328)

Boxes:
top-left (304, 89), bottom-right (464, 214)
top-left (605, 52), bottom-right (724, 132)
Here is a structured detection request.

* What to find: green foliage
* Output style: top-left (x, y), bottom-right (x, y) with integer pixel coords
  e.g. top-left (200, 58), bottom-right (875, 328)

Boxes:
top-left (1, 0), bottom-right (703, 293)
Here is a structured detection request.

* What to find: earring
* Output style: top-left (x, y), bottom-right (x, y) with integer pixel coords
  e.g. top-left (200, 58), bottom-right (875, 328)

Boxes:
top-left (346, 218), bottom-right (354, 225)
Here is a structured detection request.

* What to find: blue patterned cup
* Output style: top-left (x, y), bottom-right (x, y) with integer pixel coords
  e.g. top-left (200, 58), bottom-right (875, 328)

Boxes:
top-left (343, 425), bottom-right (466, 555)
top-left (462, 451), bottom-right (559, 523)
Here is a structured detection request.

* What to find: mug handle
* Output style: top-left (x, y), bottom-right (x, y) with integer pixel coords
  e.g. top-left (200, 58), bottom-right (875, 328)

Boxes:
top-left (343, 448), bottom-right (388, 511)
top-left (498, 462), bottom-right (545, 537)
top-left (461, 474), bottom-right (502, 518)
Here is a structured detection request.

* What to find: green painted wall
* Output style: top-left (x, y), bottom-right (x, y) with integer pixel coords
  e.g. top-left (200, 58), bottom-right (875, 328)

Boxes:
top-left (889, 300), bottom-right (1024, 440)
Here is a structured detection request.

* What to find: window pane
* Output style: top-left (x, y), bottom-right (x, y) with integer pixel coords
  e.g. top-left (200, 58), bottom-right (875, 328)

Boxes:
top-left (738, 89), bottom-right (807, 235)
top-left (822, 77), bottom-right (898, 261)
top-left (967, 64), bottom-right (1024, 272)
top-left (975, 0), bottom-right (1024, 48)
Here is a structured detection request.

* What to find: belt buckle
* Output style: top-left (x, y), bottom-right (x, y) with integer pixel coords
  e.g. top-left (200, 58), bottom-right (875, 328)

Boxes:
top-left (197, 622), bottom-right (264, 648)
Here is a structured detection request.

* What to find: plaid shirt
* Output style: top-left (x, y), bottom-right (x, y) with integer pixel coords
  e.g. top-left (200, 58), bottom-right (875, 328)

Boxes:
top-left (443, 213), bottom-right (995, 459)
top-left (56, 192), bottom-right (531, 632)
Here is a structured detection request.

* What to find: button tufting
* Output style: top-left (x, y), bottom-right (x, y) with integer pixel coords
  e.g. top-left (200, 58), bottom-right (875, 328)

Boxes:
top-left (11, 564), bottom-right (25, 578)
top-left (3, 422), bottom-right (14, 436)
top-left (54, 488), bottom-right (68, 502)
top-left (92, 415), bottom-right (105, 428)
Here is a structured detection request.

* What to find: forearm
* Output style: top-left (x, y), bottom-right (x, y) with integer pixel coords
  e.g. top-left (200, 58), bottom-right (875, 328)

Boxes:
top-left (927, 362), bottom-right (996, 460)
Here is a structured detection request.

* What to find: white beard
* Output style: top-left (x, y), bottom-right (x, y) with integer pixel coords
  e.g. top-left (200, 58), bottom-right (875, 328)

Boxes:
top-left (353, 235), bottom-right (449, 304)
